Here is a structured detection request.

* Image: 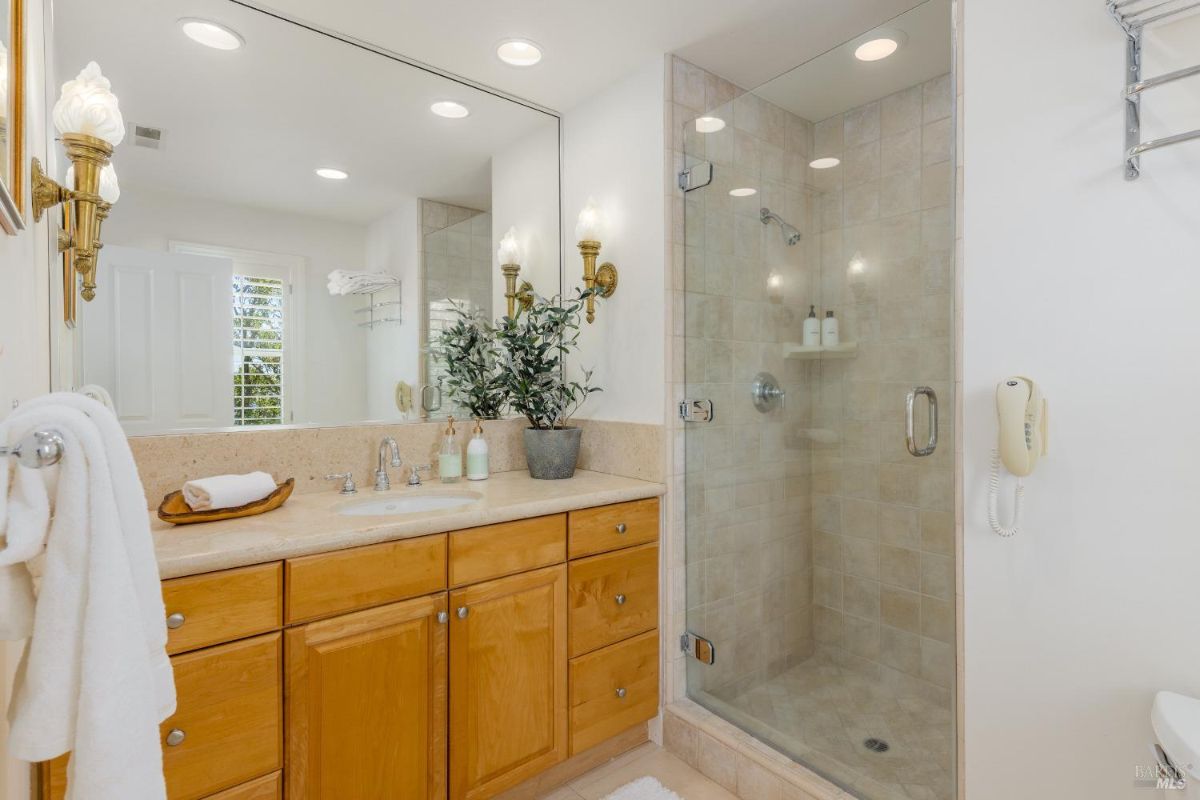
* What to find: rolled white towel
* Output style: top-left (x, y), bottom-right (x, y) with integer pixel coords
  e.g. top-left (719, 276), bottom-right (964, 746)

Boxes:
top-left (182, 471), bottom-right (277, 511)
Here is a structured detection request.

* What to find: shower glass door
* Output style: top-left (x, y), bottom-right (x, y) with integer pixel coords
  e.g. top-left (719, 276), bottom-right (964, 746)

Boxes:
top-left (681, 3), bottom-right (956, 799)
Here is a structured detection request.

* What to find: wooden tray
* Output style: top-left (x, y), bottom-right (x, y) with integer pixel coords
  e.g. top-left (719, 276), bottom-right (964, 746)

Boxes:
top-left (158, 478), bottom-right (295, 525)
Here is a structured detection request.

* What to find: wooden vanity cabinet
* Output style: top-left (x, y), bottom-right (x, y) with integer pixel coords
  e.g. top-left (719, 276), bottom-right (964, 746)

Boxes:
top-left (448, 565), bottom-right (568, 800)
top-left (285, 593), bottom-right (448, 799)
top-left (37, 498), bottom-right (660, 800)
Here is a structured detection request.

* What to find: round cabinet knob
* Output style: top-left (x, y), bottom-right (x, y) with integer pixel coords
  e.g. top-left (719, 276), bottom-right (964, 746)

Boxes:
top-left (457, 606), bottom-right (469, 619)
top-left (437, 611), bottom-right (449, 624)
top-left (615, 687), bottom-right (628, 699)
top-left (166, 612), bottom-right (186, 630)
top-left (615, 593), bottom-right (627, 606)
top-left (615, 523), bottom-right (627, 534)
top-left (165, 728), bottom-right (186, 747)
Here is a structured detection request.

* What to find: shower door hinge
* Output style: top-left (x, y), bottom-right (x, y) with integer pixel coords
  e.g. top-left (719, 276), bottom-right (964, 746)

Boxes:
top-left (678, 162), bottom-right (713, 192)
top-left (679, 399), bottom-right (714, 423)
top-left (681, 632), bottom-right (716, 665)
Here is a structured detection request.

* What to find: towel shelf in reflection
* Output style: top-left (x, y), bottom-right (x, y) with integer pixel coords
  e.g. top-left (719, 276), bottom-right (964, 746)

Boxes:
top-left (1, 430), bottom-right (66, 469)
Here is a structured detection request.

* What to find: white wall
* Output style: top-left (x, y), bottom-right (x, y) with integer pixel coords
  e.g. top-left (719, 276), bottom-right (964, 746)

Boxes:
top-left (561, 58), bottom-right (666, 425)
top-left (963, 3), bottom-right (1200, 798)
top-left (364, 197), bottom-right (421, 420)
top-left (102, 188), bottom-right (370, 423)
top-left (0, 1), bottom-right (51, 795)
top-left (491, 118), bottom-right (561, 313)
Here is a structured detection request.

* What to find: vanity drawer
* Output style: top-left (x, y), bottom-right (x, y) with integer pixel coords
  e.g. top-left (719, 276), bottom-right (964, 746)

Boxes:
top-left (285, 534), bottom-right (446, 624)
top-left (569, 630), bottom-right (659, 755)
top-left (568, 543), bottom-right (658, 657)
top-left (449, 514), bottom-right (566, 587)
top-left (205, 771), bottom-right (281, 800)
top-left (568, 499), bottom-right (659, 559)
top-left (162, 563), bottom-right (282, 655)
top-left (165, 633), bottom-right (282, 800)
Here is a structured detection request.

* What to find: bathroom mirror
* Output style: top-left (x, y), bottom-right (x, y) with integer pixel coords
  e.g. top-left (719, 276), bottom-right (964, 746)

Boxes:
top-left (50, 0), bottom-right (560, 434)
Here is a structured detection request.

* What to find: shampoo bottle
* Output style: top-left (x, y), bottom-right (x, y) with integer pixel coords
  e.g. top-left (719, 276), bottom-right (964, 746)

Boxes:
top-left (821, 310), bottom-right (839, 347)
top-left (439, 416), bottom-right (462, 483)
top-left (803, 305), bottom-right (821, 347)
top-left (467, 418), bottom-right (489, 481)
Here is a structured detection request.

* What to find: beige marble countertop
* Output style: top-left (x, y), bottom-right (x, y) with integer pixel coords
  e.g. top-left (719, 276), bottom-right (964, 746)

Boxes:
top-left (153, 470), bottom-right (665, 579)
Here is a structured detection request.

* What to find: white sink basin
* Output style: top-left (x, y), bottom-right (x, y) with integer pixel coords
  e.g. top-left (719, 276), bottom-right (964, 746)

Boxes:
top-left (338, 492), bottom-right (481, 517)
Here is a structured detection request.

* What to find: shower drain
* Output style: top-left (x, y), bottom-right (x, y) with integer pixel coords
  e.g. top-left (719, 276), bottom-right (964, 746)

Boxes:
top-left (862, 738), bottom-right (890, 753)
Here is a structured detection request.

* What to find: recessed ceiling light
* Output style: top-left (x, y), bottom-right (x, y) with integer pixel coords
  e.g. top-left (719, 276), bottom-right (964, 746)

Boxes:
top-left (854, 31), bottom-right (906, 62)
top-left (729, 187), bottom-right (757, 197)
top-left (497, 39), bottom-right (543, 66)
top-left (695, 116), bottom-right (726, 133)
top-left (315, 167), bottom-right (348, 180)
top-left (431, 101), bottom-right (470, 119)
top-left (809, 157), bottom-right (841, 169)
top-left (179, 18), bottom-right (244, 51)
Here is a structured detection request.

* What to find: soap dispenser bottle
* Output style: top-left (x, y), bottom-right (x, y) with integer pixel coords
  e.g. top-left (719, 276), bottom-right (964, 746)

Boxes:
top-left (821, 309), bottom-right (839, 347)
top-left (439, 416), bottom-right (462, 483)
top-left (803, 305), bottom-right (821, 347)
top-left (467, 418), bottom-right (489, 481)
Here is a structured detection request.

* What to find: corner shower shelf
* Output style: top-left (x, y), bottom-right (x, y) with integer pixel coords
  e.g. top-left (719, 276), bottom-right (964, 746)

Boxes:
top-left (783, 342), bottom-right (858, 360)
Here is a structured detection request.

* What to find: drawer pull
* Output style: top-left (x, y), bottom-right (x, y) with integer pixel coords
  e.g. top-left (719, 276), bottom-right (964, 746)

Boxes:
top-left (166, 612), bottom-right (186, 629)
top-left (615, 687), bottom-right (628, 699)
top-left (457, 606), bottom-right (469, 619)
top-left (615, 593), bottom-right (627, 606)
top-left (437, 611), bottom-right (449, 624)
top-left (165, 728), bottom-right (186, 747)
top-left (616, 523), bottom-right (627, 534)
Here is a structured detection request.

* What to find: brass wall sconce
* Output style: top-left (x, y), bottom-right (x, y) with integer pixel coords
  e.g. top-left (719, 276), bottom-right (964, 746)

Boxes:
top-left (33, 62), bottom-right (125, 303)
top-left (497, 226), bottom-right (533, 318)
top-left (574, 198), bottom-right (618, 324)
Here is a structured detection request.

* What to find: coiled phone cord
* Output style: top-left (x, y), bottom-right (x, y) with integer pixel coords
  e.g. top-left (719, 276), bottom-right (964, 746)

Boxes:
top-left (987, 448), bottom-right (1024, 537)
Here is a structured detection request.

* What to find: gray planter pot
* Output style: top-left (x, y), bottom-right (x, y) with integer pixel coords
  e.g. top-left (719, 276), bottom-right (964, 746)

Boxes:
top-left (523, 427), bottom-right (582, 480)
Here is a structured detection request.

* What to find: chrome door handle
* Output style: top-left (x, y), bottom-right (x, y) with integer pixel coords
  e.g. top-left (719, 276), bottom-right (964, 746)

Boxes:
top-left (905, 386), bottom-right (938, 457)
top-left (615, 523), bottom-right (627, 534)
top-left (456, 606), bottom-right (469, 619)
top-left (615, 594), bottom-right (627, 605)
top-left (166, 612), bottom-right (186, 629)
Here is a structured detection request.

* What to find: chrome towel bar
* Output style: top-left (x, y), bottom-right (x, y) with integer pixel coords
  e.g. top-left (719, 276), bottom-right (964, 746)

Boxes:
top-left (1, 430), bottom-right (66, 469)
top-left (1107, 0), bottom-right (1200, 179)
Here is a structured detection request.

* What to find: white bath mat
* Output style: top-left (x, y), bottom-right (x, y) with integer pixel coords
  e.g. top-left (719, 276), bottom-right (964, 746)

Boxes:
top-left (601, 776), bottom-right (684, 800)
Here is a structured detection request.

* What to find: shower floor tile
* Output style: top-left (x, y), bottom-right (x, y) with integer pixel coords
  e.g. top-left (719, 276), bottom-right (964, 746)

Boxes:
top-left (696, 655), bottom-right (954, 800)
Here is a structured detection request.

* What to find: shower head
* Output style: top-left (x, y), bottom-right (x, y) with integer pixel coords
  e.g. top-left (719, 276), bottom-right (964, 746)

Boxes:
top-left (759, 207), bottom-right (802, 246)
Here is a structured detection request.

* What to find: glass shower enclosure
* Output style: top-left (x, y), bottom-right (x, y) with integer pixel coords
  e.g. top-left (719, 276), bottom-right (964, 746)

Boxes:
top-left (680, 2), bottom-right (956, 799)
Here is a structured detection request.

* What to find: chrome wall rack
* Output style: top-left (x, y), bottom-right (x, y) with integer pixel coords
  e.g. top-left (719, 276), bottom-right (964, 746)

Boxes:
top-left (1107, 0), bottom-right (1200, 179)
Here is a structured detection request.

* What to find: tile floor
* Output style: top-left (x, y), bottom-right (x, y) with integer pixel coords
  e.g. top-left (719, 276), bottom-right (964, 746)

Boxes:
top-left (699, 655), bottom-right (954, 800)
top-left (536, 743), bottom-right (739, 800)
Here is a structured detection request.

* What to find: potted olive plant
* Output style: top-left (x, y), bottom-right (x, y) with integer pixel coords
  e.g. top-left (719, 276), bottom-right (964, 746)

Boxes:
top-left (496, 289), bottom-right (601, 479)
top-left (432, 305), bottom-right (507, 420)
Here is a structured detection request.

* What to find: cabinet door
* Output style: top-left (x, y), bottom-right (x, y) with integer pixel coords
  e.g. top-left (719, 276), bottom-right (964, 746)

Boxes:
top-left (449, 565), bottom-right (567, 800)
top-left (286, 593), bottom-right (448, 800)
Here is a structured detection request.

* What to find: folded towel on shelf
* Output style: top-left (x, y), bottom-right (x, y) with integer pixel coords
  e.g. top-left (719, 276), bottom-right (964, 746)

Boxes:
top-left (0, 392), bottom-right (175, 800)
top-left (182, 471), bottom-right (277, 511)
top-left (326, 268), bottom-right (400, 296)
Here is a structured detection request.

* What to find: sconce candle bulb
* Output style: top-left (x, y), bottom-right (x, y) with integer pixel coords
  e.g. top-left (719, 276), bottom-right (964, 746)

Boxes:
top-left (575, 198), bottom-right (618, 324)
top-left (497, 226), bottom-right (532, 317)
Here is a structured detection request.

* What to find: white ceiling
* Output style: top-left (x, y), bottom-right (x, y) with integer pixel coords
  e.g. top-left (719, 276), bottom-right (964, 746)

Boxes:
top-left (244, 0), bottom-right (924, 111)
top-left (54, 0), bottom-right (557, 223)
top-left (755, 0), bottom-right (952, 122)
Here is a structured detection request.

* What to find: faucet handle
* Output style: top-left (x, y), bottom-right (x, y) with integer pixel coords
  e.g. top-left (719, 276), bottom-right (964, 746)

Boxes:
top-left (324, 472), bottom-right (357, 494)
top-left (408, 464), bottom-right (431, 487)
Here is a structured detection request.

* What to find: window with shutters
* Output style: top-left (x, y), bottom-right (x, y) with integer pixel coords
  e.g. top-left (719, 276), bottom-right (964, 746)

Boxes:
top-left (232, 274), bottom-right (286, 426)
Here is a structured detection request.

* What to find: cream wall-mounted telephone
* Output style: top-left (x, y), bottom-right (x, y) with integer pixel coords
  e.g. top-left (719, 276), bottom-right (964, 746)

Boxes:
top-left (988, 377), bottom-right (1048, 537)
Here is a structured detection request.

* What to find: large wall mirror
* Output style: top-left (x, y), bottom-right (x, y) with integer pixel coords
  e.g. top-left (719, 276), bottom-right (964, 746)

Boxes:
top-left (51, 0), bottom-right (560, 434)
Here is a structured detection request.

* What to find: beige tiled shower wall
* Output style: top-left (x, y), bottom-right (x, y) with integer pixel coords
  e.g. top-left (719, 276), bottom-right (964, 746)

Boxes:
top-left (668, 56), bottom-right (819, 700)
top-left (807, 74), bottom-right (956, 707)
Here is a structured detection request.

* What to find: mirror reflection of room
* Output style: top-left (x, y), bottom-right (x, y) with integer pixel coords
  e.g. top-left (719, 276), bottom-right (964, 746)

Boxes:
top-left (57, 0), bottom-right (559, 435)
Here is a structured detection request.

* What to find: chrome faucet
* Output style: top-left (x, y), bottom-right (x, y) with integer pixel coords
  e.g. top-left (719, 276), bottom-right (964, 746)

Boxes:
top-left (408, 463), bottom-right (431, 487)
top-left (375, 437), bottom-right (402, 491)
